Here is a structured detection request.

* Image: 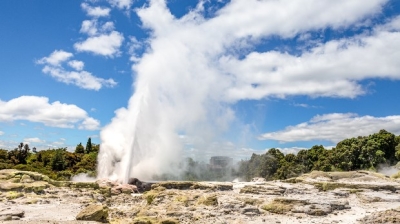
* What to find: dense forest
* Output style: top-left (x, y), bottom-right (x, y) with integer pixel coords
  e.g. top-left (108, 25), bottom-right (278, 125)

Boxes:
top-left (1, 130), bottom-right (400, 181)
top-left (237, 129), bottom-right (400, 181)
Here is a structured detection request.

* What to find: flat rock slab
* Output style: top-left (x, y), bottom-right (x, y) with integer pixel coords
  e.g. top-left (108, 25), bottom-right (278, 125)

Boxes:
top-left (0, 208), bottom-right (24, 217)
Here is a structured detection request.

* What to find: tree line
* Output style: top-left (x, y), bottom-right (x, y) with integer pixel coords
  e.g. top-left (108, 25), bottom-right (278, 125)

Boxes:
top-left (0, 138), bottom-right (98, 180)
top-left (237, 130), bottom-right (400, 181)
top-left (1, 130), bottom-right (399, 181)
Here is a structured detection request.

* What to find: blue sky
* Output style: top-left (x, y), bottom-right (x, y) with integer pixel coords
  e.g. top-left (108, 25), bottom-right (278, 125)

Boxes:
top-left (1, 0), bottom-right (400, 162)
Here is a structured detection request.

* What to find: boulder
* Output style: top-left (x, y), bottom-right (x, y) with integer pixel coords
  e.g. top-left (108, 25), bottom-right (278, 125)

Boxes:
top-left (128, 177), bottom-right (153, 192)
top-left (96, 179), bottom-right (119, 188)
top-left (240, 206), bottom-right (260, 216)
top-left (76, 204), bottom-right (108, 222)
top-left (111, 188), bottom-right (122, 195)
top-left (0, 182), bottom-right (24, 191)
top-left (0, 208), bottom-right (24, 221)
top-left (23, 181), bottom-right (50, 193)
top-left (359, 207), bottom-right (400, 223)
top-left (20, 174), bottom-right (34, 183)
top-left (115, 184), bottom-right (138, 194)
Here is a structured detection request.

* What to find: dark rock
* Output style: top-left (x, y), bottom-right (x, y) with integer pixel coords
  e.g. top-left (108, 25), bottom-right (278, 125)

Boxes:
top-left (241, 207), bottom-right (260, 216)
top-left (128, 177), bottom-right (154, 192)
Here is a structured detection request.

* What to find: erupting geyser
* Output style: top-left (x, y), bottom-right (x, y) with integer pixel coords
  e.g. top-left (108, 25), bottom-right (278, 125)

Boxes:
top-left (96, 1), bottom-right (235, 183)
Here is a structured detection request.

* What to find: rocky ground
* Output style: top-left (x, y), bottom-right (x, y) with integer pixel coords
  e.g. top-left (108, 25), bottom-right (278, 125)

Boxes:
top-left (1, 169), bottom-right (400, 223)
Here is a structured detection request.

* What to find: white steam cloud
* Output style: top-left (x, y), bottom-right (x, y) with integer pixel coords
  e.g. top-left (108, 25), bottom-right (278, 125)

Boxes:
top-left (97, 0), bottom-right (397, 183)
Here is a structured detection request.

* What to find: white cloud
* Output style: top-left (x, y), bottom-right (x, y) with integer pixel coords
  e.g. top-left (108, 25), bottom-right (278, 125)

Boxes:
top-left (107, 0), bottom-right (133, 10)
top-left (79, 117), bottom-right (101, 130)
top-left (292, 103), bottom-right (320, 109)
top-left (68, 60), bottom-right (84, 71)
top-left (38, 51), bottom-right (117, 90)
top-left (80, 20), bottom-right (98, 36)
top-left (23, 137), bottom-right (45, 144)
top-left (81, 2), bottom-right (111, 17)
top-left (0, 96), bottom-right (101, 130)
top-left (42, 66), bottom-right (116, 90)
top-left (36, 50), bottom-right (73, 66)
top-left (0, 131), bottom-right (4, 136)
top-left (222, 19), bottom-right (400, 100)
top-left (0, 139), bottom-right (19, 150)
top-left (276, 147), bottom-right (309, 155)
top-left (80, 20), bottom-right (115, 36)
top-left (259, 113), bottom-right (400, 143)
top-left (74, 31), bottom-right (124, 57)
top-left (101, 21), bottom-right (115, 32)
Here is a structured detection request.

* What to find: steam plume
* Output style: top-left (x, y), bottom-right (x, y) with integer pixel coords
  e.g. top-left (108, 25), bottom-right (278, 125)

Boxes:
top-left (97, 0), bottom-right (389, 183)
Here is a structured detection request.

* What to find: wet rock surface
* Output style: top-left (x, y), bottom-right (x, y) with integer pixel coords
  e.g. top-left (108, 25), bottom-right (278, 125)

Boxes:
top-left (2, 169), bottom-right (400, 223)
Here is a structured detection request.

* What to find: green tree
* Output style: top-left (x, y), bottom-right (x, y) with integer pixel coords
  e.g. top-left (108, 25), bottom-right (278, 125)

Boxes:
top-left (332, 137), bottom-right (364, 171)
top-left (368, 130), bottom-right (396, 164)
top-left (0, 149), bottom-right (9, 163)
top-left (92, 144), bottom-right (100, 153)
top-left (395, 143), bottom-right (400, 161)
top-left (359, 139), bottom-right (386, 169)
top-left (85, 138), bottom-right (92, 154)
top-left (75, 152), bottom-right (97, 172)
top-left (275, 153), bottom-right (304, 179)
top-left (51, 148), bottom-right (66, 171)
top-left (238, 148), bottom-right (283, 181)
top-left (75, 143), bottom-right (85, 154)
top-left (8, 142), bottom-right (30, 165)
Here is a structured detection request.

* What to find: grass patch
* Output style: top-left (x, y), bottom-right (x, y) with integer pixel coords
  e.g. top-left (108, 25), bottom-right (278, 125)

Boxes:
top-left (175, 195), bottom-right (189, 206)
top-left (143, 191), bottom-right (158, 205)
top-left (261, 202), bottom-right (292, 214)
top-left (132, 216), bottom-right (157, 224)
top-left (197, 194), bottom-right (218, 206)
top-left (238, 197), bottom-right (263, 206)
top-left (5, 191), bottom-right (24, 200)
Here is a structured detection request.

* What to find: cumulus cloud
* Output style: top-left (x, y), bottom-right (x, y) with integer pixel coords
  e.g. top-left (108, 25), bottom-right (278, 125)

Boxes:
top-left (222, 18), bottom-right (400, 100)
top-left (36, 50), bottom-right (73, 66)
top-left (101, 21), bottom-right (115, 32)
top-left (80, 20), bottom-right (115, 37)
top-left (292, 103), bottom-right (321, 109)
top-left (80, 20), bottom-right (98, 36)
top-left (0, 131), bottom-right (4, 136)
top-left (259, 113), bottom-right (400, 143)
top-left (107, 0), bottom-right (133, 10)
top-left (23, 137), bottom-right (45, 144)
top-left (68, 60), bottom-right (84, 71)
top-left (42, 66), bottom-right (116, 90)
top-left (79, 117), bottom-right (101, 130)
top-left (74, 31), bottom-right (124, 57)
top-left (81, 2), bottom-right (111, 17)
top-left (78, 1), bottom-right (122, 57)
top-left (0, 96), bottom-right (100, 130)
top-left (38, 50), bottom-right (117, 90)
